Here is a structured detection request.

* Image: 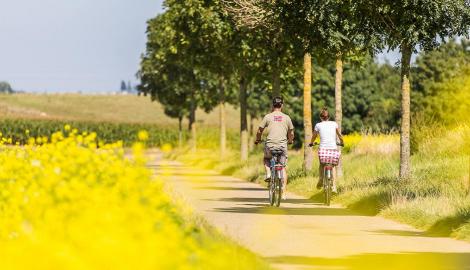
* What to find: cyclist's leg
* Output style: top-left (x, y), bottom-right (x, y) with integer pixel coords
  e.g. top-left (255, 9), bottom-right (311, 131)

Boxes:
top-left (332, 151), bottom-right (340, 193)
top-left (280, 150), bottom-right (288, 199)
top-left (331, 166), bottom-right (337, 193)
top-left (317, 163), bottom-right (324, 189)
top-left (280, 150), bottom-right (287, 189)
top-left (263, 146), bottom-right (272, 181)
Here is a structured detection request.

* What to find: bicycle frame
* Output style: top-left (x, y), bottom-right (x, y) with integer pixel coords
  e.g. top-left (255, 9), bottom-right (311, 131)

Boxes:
top-left (271, 157), bottom-right (284, 181)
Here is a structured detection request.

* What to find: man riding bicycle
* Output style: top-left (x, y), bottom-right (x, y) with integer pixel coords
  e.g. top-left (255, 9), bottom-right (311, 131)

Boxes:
top-left (309, 107), bottom-right (344, 193)
top-left (255, 97), bottom-right (294, 198)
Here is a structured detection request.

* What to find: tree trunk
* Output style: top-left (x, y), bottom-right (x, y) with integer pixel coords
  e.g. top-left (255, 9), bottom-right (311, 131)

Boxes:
top-left (178, 115), bottom-right (183, 148)
top-left (219, 77), bottom-right (226, 157)
top-left (399, 44), bottom-right (412, 179)
top-left (240, 76), bottom-right (249, 161)
top-left (303, 53), bottom-right (313, 172)
top-left (335, 53), bottom-right (344, 177)
top-left (248, 114), bottom-right (255, 152)
top-left (189, 97), bottom-right (197, 152)
top-left (272, 54), bottom-right (281, 98)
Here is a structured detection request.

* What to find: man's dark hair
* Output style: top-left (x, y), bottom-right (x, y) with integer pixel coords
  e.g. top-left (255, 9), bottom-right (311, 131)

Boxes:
top-left (272, 96), bottom-right (283, 108)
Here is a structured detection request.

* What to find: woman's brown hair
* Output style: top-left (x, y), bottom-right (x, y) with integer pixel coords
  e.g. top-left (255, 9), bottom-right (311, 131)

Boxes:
top-left (320, 107), bottom-right (329, 121)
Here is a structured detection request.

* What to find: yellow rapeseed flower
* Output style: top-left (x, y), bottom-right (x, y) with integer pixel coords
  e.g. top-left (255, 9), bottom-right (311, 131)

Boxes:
top-left (137, 130), bottom-right (149, 141)
top-left (0, 129), bottom-right (262, 270)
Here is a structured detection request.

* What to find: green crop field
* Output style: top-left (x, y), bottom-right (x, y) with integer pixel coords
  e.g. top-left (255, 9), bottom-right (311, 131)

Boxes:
top-left (0, 93), bottom-right (241, 129)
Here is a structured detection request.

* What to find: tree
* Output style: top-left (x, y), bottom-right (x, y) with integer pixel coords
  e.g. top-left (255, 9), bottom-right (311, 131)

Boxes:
top-left (160, 0), bottom-right (244, 156)
top-left (412, 39), bottom-right (470, 113)
top-left (120, 81), bottom-right (127, 92)
top-left (141, 1), bottom-right (226, 152)
top-left (127, 81), bottom-right (132, 92)
top-left (138, 11), bottom-right (198, 149)
top-left (235, 30), bottom-right (272, 161)
top-left (179, 1), bottom-right (272, 161)
top-left (360, 60), bottom-right (401, 132)
top-left (0, 82), bottom-right (13, 94)
top-left (224, 0), bottom-right (294, 98)
top-left (226, 0), bottom-right (319, 170)
top-left (412, 39), bottom-right (470, 125)
top-left (303, 53), bottom-right (313, 171)
top-left (276, 0), bottom-right (382, 172)
top-left (246, 78), bottom-right (271, 152)
top-left (362, 0), bottom-right (470, 178)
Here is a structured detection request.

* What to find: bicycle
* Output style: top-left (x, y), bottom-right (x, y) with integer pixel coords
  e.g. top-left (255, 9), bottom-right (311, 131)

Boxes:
top-left (309, 142), bottom-right (343, 206)
top-left (256, 140), bottom-right (285, 207)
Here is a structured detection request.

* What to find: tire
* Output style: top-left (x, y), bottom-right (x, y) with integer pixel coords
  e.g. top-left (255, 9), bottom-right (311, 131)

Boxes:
top-left (324, 168), bottom-right (331, 206)
top-left (269, 176), bottom-right (275, 206)
top-left (275, 177), bottom-right (282, 207)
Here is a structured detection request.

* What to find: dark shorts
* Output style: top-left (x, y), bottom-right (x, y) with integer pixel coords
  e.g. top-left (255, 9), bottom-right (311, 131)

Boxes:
top-left (264, 145), bottom-right (288, 165)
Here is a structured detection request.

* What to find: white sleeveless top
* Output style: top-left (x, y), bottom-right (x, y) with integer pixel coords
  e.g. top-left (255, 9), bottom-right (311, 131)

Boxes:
top-left (314, 121), bottom-right (338, 149)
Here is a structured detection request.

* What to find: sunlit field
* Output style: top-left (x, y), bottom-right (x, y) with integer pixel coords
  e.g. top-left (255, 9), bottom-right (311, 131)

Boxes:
top-left (0, 93), bottom-right (240, 128)
top-left (2, 0), bottom-right (468, 268)
top-left (0, 128), bottom-right (269, 269)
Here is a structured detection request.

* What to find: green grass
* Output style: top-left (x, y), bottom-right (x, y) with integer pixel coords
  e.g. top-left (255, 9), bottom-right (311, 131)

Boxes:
top-left (170, 125), bottom-right (470, 242)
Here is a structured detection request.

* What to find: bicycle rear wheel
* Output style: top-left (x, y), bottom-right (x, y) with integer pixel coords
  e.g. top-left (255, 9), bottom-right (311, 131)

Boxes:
top-left (324, 168), bottom-right (331, 206)
top-left (275, 177), bottom-right (282, 207)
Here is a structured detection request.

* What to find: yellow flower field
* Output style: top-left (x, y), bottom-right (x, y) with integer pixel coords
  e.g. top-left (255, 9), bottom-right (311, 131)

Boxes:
top-left (0, 129), bottom-right (268, 270)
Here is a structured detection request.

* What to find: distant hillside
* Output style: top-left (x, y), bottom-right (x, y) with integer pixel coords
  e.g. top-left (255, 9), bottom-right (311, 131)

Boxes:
top-left (0, 93), bottom-right (240, 129)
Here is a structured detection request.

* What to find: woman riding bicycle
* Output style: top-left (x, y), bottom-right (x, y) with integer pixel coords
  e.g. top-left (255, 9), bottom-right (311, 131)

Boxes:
top-left (309, 107), bottom-right (344, 193)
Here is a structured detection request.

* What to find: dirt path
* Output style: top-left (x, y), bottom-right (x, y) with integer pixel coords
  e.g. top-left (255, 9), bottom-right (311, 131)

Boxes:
top-left (149, 153), bottom-right (470, 270)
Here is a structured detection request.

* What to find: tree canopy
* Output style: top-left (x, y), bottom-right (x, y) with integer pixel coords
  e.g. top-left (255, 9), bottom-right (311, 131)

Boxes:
top-left (0, 82), bottom-right (13, 94)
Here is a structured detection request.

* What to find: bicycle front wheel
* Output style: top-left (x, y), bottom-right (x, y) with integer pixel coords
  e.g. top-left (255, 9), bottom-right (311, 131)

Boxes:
top-left (269, 177), bottom-right (275, 206)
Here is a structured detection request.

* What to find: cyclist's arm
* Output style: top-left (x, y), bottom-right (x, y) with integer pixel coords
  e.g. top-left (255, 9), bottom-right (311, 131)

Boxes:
top-left (255, 127), bottom-right (264, 144)
top-left (336, 128), bottom-right (344, 144)
top-left (310, 130), bottom-right (318, 144)
top-left (287, 129), bottom-right (294, 144)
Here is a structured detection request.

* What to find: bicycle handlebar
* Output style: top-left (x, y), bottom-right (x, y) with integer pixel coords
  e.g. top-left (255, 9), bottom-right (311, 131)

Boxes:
top-left (255, 139), bottom-right (294, 145)
top-left (308, 142), bottom-right (344, 147)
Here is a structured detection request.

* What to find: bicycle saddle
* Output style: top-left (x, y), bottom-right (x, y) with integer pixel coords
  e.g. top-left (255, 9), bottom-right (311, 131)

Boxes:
top-left (270, 150), bottom-right (284, 156)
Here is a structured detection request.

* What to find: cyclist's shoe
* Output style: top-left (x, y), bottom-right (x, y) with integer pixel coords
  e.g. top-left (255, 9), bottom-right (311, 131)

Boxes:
top-left (264, 173), bottom-right (272, 182)
top-left (316, 180), bottom-right (323, 190)
top-left (282, 192), bottom-right (287, 200)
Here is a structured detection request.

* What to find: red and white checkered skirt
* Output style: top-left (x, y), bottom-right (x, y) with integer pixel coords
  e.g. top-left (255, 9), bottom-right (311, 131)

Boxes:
top-left (318, 148), bottom-right (341, 165)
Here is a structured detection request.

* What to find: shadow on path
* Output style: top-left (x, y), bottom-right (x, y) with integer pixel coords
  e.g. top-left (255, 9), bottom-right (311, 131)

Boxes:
top-left (196, 186), bottom-right (266, 191)
top-left (208, 197), bottom-right (322, 205)
top-left (368, 229), bottom-right (427, 237)
top-left (266, 252), bottom-right (470, 270)
top-left (213, 205), bottom-right (365, 216)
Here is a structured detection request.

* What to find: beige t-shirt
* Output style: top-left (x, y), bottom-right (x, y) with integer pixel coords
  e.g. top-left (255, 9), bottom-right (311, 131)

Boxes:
top-left (259, 111), bottom-right (294, 149)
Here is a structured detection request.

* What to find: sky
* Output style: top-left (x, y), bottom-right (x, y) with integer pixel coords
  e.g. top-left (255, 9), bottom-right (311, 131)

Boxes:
top-left (0, 0), bottom-right (163, 92)
top-left (0, 1), bottom-right (400, 93)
